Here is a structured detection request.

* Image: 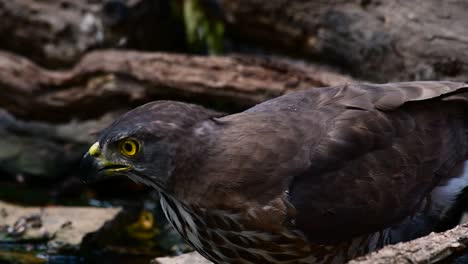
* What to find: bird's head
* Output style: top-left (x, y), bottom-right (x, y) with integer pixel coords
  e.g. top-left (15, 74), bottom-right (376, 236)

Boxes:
top-left (80, 101), bottom-right (223, 191)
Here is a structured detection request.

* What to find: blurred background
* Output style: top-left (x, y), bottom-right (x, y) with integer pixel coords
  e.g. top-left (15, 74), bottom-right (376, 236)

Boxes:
top-left (0, 0), bottom-right (468, 263)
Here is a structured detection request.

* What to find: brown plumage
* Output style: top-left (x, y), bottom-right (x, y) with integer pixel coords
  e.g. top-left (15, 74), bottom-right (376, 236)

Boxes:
top-left (81, 81), bottom-right (468, 263)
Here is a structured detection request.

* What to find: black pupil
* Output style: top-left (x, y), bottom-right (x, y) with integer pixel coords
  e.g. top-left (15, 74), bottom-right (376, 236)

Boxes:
top-left (124, 142), bottom-right (133, 152)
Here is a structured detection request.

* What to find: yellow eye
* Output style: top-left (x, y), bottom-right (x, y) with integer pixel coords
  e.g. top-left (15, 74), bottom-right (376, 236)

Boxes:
top-left (119, 139), bottom-right (140, 157)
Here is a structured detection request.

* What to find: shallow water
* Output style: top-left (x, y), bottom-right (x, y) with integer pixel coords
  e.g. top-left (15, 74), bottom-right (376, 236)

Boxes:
top-left (0, 180), bottom-right (188, 264)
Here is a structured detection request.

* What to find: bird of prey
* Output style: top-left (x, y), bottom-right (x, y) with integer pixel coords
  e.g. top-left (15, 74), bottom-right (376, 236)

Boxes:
top-left (81, 81), bottom-right (468, 263)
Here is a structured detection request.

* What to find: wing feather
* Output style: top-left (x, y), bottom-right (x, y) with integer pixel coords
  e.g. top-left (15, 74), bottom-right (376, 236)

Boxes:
top-left (287, 81), bottom-right (468, 243)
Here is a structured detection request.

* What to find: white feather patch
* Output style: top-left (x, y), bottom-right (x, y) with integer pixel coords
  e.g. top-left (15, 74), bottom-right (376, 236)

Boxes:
top-left (431, 161), bottom-right (468, 217)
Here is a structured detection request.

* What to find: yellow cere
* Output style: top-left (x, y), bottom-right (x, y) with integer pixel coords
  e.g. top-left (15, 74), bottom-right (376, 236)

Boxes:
top-left (119, 139), bottom-right (139, 157)
top-left (88, 142), bottom-right (101, 157)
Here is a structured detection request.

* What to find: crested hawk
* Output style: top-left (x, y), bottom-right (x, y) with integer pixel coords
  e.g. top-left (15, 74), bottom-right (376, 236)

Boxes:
top-left (81, 81), bottom-right (468, 263)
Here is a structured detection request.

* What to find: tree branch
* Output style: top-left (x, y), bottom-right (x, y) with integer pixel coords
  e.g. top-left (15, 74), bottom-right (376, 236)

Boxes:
top-left (349, 223), bottom-right (468, 264)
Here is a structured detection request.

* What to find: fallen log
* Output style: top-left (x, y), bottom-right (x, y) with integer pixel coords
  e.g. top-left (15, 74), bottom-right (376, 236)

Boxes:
top-left (349, 223), bottom-right (468, 264)
top-left (4, 0), bottom-right (467, 83)
top-left (0, 0), bottom-right (186, 67)
top-left (0, 50), bottom-right (353, 122)
top-left (221, 0), bottom-right (468, 82)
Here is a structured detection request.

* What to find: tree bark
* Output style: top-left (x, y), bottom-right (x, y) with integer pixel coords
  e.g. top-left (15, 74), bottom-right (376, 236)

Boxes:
top-left (5, 0), bottom-right (466, 83)
top-left (221, 0), bottom-right (468, 82)
top-left (0, 0), bottom-right (186, 67)
top-left (0, 50), bottom-right (353, 122)
top-left (349, 223), bottom-right (468, 264)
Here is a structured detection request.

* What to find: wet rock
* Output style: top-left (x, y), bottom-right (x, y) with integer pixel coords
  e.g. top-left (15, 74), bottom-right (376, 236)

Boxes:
top-left (0, 110), bottom-right (120, 180)
top-left (0, 0), bottom-right (186, 67)
top-left (152, 252), bottom-right (212, 264)
top-left (0, 201), bottom-right (121, 252)
top-left (0, 200), bottom-right (192, 262)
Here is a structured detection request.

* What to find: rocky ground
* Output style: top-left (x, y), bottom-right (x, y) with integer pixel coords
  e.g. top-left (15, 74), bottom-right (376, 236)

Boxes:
top-left (0, 201), bottom-right (121, 252)
top-left (153, 252), bottom-right (211, 264)
top-left (0, 200), bottom-right (191, 263)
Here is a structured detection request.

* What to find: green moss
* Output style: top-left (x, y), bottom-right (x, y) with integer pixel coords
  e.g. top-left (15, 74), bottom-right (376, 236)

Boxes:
top-left (183, 0), bottom-right (224, 54)
top-left (0, 250), bottom-right (46, 264)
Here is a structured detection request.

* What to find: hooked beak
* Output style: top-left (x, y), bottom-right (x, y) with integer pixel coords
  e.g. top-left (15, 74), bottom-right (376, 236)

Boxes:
top-left (80, 142), bottom-right (131, 183)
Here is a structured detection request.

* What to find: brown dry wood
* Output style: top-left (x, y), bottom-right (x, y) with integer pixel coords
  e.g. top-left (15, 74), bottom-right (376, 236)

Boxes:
top-left (0, 50), bottom-right (352, 122)
top-left (349, 223), bottom-right (468, 264)
top-left (221, 0), bottom-right (468, 82)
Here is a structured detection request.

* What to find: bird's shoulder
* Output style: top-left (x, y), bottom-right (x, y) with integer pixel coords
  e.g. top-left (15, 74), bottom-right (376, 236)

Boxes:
top-left (218, 81), bottom-right (468, 170)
